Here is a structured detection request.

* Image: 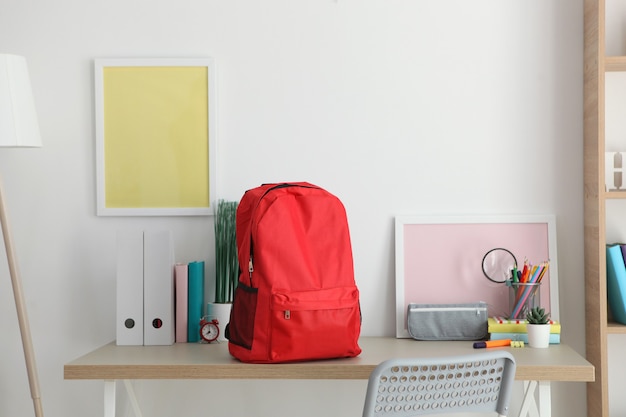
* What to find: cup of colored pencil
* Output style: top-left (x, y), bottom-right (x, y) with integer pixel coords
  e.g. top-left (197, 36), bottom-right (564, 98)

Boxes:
top-left (508, 260), bottom-right (549, 319)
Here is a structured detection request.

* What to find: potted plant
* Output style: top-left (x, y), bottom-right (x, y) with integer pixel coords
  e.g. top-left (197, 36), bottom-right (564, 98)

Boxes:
top-left (207, 199), bottom-right (239, 341)
top-left (526, 306), bottom-right (551, 348)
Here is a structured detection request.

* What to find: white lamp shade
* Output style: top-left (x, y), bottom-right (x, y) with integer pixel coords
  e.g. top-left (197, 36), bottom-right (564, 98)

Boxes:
top-left (0, 54), bottom-right (42, 147)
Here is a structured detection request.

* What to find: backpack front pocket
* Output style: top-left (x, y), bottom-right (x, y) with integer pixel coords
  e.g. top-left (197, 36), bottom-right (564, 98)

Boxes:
top-left (269, 286), bottom-right (361, 362)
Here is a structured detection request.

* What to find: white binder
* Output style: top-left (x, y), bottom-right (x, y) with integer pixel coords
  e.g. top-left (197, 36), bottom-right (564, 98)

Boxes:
top-left (116, 230), bottom-right (144, 345)
top-left (143, 230), bottom-right (175, 345)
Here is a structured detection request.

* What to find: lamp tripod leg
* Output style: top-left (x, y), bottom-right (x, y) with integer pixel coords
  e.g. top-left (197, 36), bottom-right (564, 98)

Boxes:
top-left (0, 177), bottom-right (43, 417)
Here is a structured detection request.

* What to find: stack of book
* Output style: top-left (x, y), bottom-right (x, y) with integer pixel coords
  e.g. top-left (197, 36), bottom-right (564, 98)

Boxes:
top-left (175, 261), bottom-right (206, 344)
top-left (488, 317), bottom-right (561, 344)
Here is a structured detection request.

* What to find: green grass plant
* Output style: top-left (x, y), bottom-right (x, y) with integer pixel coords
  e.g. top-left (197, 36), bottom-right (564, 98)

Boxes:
top-left (214, 199), bottom-right (239, 303)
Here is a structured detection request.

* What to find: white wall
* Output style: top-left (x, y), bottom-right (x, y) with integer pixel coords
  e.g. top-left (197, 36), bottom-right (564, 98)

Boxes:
top-left (0, 1), bottom-right (585, 416)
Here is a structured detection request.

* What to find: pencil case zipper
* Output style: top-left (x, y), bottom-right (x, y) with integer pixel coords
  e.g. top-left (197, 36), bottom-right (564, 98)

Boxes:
top-left (408, 305), bottom-right (487, 315)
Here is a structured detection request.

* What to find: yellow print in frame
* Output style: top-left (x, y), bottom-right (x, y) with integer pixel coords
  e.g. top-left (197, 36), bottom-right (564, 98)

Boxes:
top-left (95, 58), bottom-right (217, 216)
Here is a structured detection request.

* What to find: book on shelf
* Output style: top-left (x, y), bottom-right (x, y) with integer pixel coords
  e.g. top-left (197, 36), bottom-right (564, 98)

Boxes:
top-left (187, 261), bottom-right (205, 343)
top-left (488, 317), bottom-right (561, 334)
top-left (489, 331), bottom-right (560, 344)
top-left (606, 244), bottom-right (626, 325)
top-left (175, 263), bottom-right (189, 343)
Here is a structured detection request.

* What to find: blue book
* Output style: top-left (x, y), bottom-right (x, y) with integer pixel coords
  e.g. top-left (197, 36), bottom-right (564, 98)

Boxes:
top-left (489, 332), bottom-right (560, 344)
top-left (607, 244), bottom-right (626, 325)
top-left (187, 261), bottom-right (205, 343)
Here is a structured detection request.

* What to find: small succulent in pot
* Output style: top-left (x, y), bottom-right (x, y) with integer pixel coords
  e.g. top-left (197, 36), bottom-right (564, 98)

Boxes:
top-left (526, 306), bottom-right (550, 324)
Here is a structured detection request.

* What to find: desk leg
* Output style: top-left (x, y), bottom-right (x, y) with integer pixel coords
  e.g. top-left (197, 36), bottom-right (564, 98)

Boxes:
top-left (518, 381), bottom-right (551, 417)
top-left (537, 381), bottom-right (551, 417)
top-left (104, 380), bottom-right (116, 417)
top-left (519, 381), bottom-right (539, 417)
top-left (103, 380), bottom-right (143, 417)
top-left (123, 380), bottom-right (144, 417)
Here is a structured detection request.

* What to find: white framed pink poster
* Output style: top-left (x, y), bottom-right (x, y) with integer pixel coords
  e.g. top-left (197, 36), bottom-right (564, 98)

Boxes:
top-left (395, 215), bottom-right (559, 338)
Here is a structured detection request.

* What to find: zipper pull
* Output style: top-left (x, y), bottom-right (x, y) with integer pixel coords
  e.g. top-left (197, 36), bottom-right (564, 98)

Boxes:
top-left (284, 310), bottom-right (291, 320)
top-left (248, 257), bottom-right (254, 286)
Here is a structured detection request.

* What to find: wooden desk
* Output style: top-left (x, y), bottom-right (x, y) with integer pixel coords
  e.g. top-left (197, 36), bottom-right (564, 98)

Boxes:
top-left (64, 337), bottom-right (594, 417)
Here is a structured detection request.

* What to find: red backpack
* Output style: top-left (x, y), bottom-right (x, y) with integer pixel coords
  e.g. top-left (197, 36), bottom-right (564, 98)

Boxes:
top-left (226, 182), bottom-right (362, 363)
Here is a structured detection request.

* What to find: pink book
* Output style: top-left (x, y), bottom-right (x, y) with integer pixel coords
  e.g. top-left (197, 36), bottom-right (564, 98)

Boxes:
top-left (175, 263), bottom-right (188, 343)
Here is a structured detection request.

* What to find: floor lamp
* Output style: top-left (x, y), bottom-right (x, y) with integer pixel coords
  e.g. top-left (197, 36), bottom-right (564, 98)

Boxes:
top-left (0, 54), bottom-right (44, 417)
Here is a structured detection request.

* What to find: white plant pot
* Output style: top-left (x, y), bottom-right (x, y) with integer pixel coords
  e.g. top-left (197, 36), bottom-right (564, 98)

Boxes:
top-left (206, 302), bottom-right (232, 342)
top-left (527, 324), bottom-right (551, 348)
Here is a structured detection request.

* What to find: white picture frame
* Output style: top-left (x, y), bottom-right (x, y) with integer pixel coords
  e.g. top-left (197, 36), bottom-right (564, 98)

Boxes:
top-left (94, 58), bottom-right (217, 216)
top-left (395, 214), bottom-right (560, 338)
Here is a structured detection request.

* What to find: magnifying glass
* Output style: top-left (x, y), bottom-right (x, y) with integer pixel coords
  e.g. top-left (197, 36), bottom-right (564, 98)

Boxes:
top-left (482, 248), bottom-right (517, 284)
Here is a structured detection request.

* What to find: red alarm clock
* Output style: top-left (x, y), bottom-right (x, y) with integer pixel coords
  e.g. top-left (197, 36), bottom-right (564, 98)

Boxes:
top-left (199, 318), bottom-right (220, 343)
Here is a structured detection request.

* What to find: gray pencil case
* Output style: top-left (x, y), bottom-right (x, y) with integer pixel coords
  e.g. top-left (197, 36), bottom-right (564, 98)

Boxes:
top-left (407, 302), bottom-right (488, 341)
